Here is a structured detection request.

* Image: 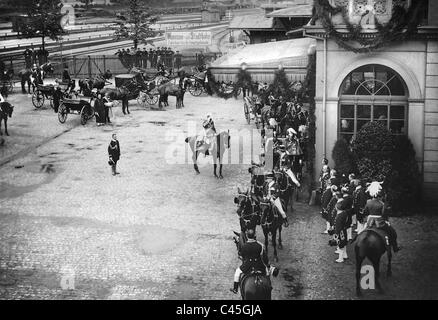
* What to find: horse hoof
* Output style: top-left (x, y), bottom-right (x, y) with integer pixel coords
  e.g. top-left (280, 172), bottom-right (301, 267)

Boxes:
top-left (219, 175), bottom-right (223, 179)
top-left (195, 171), bottom-right (200, 175)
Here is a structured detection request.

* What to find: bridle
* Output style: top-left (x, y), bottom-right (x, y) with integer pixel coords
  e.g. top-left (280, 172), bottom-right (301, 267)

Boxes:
top-left (236, 193), bottom-right (259, 226)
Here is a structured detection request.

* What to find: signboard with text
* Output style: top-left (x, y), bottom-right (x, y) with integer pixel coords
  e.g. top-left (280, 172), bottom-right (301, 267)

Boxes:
top-left (166, 31), bottom-right (212, 47)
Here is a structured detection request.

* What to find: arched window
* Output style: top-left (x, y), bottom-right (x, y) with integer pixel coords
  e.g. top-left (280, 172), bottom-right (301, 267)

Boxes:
top-left (338, 64), bottom-right (408, 143)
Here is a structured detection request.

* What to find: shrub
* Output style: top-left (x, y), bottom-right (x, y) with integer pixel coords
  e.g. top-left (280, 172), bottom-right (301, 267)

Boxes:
top-left (386, 135), bottom-right (421, 214)
top-left (351, 121), bottom-right (395, 183)
top-left (332, 138), bottom-right (356, 177)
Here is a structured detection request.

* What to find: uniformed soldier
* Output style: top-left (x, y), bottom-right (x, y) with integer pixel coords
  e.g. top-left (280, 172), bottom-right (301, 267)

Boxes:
top-left (321, 181), bottom-right (334, 234)
top-left (23, 48), bottom-right (32, 68)
top-left (363, 182), bottom-right (400, 252)
top-left (230, 228), bottom-right (278, 294)
top-left (333, 199), bottom-right (350, 263)
top-left (341, 186), bottom-right (354, 241)
top-left (142, 48), bottom-right (149, 68)
top-left (352, 179), bottom-right (367, 233)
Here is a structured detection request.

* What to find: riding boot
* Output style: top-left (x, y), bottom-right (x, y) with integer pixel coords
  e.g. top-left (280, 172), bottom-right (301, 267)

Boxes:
top-left (230, 282), bottom-right (239, 294)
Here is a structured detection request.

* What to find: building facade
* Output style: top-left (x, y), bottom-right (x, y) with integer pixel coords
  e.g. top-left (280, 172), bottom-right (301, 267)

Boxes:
top-left (304, 0), bottom-right (438, 202)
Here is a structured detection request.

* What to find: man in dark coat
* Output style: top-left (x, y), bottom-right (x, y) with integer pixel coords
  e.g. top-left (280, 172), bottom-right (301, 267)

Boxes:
top-left (352, 179), bottom-right (367, 233)
top-left (23, 48), bottom-right (32, 68)
top-left (108, 133), bottom-right (121, 176)
top-left (230, 228), bottom-right (278, 294)
top-left (333, 199), bottom-right (350, 263)
top-left (341, 186), bottom-right (354, 241)
top-left (174, 51), bottom-right (182, 70)
top-left (321, 182), bottom-right (334, 234)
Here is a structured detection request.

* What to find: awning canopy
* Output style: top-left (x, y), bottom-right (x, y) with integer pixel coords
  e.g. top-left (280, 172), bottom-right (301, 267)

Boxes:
top-left (228, 14), bottom-right (285, 30)
top-left (211, 37), bottom-right (316, 68)
top-left (266, 5), bottom-right (313, 18)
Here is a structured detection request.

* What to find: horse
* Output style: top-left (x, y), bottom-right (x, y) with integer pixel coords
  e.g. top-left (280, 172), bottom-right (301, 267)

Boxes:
top-left (0, 102), bottom-right (14, 136)
top-left (259, 198), bottom-right (283, 262)
top-left (185, 130), bottom-right (230, 178)
top-left (100, 79), bottom-right (139, 115)
top-left (78, 70), bottom-right (112, 96)
top-left (234, 188), bottom-right (260, 232)
top-left (157, 77), bottom-right (190, 109)
top-left (273, 169), bottom-right (296, 213)
top-left (354, 229), bottom-right (393, 296)
top-left (232, 231), bottom-right (273, 300)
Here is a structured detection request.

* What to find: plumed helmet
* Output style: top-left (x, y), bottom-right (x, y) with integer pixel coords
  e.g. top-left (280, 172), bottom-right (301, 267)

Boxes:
top-left (367, 181), bottom-right (383, 198)
top-left (287, 128), bottom-right (297, 136)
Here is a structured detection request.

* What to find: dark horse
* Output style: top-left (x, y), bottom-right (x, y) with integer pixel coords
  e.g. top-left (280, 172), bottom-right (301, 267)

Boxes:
top-left (0, 102), bottom-right (14, 136)
top-left (354, 229), bottom-right (392, 296)
top-left (259, 198), bottom-right (283, 262)
top-left (232, 231), bottom-right (273, 300)
top-left (18, 62), bottom-right (54, 93)
top-left (78, 70), bottom-right (112, 96)
top-left (157, 77), bottom-right (190, 109)
top-left (273, 169), bottom-right (296, 213)
top-left (100, 79), bottom-right (139, 115)
top-left (185, 130), bottom-right (230, 178)
top-left (234, 188), bottom-right (260, 233)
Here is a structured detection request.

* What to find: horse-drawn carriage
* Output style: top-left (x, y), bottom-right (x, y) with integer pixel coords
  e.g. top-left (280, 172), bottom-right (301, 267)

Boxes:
top-left (243, 96), bottom-right (263, 128)
top-left (31, 82), bottom-right (73, 109)
top-left (1, 70), bottom-right (15, 94)
top-left (57, 97), bottom-right (95, 125)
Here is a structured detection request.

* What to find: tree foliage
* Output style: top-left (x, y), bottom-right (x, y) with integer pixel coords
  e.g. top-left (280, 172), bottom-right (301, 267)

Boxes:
top-left (332, 138), bottom-right (356, 177)
top-left (20, 0), bottom-right (65, 50)
top-left (351, 121), bottom-right (395, 183)
top-left (114, 0), bottom-right (158, 50)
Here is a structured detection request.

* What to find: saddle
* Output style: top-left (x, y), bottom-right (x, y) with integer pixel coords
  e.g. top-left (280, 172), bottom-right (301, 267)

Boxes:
top-left (365, 216), bottom-right (391, 246)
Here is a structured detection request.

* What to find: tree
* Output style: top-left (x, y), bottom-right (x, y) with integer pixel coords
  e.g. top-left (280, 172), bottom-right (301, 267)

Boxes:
top-left (20, 0), bottom-right (65, 51)
top-left (79, 0), bottom-right (93, 9)
top-left (114, 0), bottom-right (158, 50)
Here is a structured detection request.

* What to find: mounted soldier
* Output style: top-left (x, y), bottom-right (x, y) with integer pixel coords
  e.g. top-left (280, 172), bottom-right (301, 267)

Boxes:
top-left (279, 128), bottom-right (303, 182)
top-left (362, 181), bottom-right (400, 253)
top-left (196, 114), bottom-right (217, 156)
top-left (265, 178), bottom-right (289, 227)
top-left (230, 228), bottom-right (278, 294)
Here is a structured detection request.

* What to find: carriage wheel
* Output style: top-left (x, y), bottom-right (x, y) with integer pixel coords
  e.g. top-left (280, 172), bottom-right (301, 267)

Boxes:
top-left (58, 103), bottom-right (68, 123)
top-left (244, 102), bottom-right (250, 124)
top-left (80, 105), bottom-right (93, 125)
top-left (146, 94), bottom-right (158, 105)
top-left (189, 82), bottom-right (203, 96)
top-left (32, 90), bottom-right (45, 108)
top-left (137, 92), bottom-right (146, 108)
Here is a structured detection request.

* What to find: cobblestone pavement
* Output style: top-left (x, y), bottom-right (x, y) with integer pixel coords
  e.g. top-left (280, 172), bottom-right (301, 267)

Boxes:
top-left (1, 90), bottom-right (437, 300)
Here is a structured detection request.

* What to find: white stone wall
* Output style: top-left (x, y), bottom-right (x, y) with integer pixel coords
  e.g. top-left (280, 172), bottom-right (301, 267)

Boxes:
top-left (313, 39), bottom-right (438, 202)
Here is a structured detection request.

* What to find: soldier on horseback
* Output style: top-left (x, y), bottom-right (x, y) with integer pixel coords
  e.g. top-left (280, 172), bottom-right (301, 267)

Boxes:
top-left (266, 179), bottom-right (290, 227)
top-left (196, 114), bottom-right (216, 156)
top-left (279, 128), bottom-right (303, 185)
top-left (230, 228), bottom-right (278, 294)
top-left (363, 182), bottom-right (400, 253)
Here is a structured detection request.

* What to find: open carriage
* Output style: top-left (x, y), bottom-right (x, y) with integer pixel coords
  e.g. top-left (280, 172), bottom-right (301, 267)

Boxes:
top-left (57, 97), bottom-right (95, 125)
top-left (243, 96), bottom-right (263, 129)
top-left (32, 82), bottom-right (71, 109)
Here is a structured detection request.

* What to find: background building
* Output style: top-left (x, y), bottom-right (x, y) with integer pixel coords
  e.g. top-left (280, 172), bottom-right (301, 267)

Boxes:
top-left (304, 0), bottom-right (438, 202)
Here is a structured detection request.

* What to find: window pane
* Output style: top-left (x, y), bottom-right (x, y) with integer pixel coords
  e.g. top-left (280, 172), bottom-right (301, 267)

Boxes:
top-left (390, 105), bottom-right (405, 120)
top-left (374, 82), bottom-right (390, 95)
top-left (387, 76), bottom-right (406, 96)
top-left (356, 83), bottom-right (372, 95)
top-left (340, 105), bottom-right (354, 118)
top-left (357, 105), bottom-right (371, 118)
top-left (357, 120), bottom-right (370, 131)
top-left (390, 120), bottom-right (406, 134)
top-left (374, 105), bottom-right (388, 120)
top-left (340, 119), bottom-right (354, 133)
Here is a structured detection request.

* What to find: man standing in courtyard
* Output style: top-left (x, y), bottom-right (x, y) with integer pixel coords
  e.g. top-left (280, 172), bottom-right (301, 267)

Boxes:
top-left (108, 133), bottom-right (121, 176)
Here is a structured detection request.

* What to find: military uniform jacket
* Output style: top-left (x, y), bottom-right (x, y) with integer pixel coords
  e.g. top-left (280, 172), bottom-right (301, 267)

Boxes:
top-left (352, 187), bottom-right (367, 215)
top-left (335, 210), bottom-right (349, 233)
top-left (363, 198), bottom-right (387, 219)
top-left (240, 239), bottom-right (269, 274)
top-left (321, 189), bottom-right (333, 210)
top-left (327, 197), bottom-right (338, 225)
